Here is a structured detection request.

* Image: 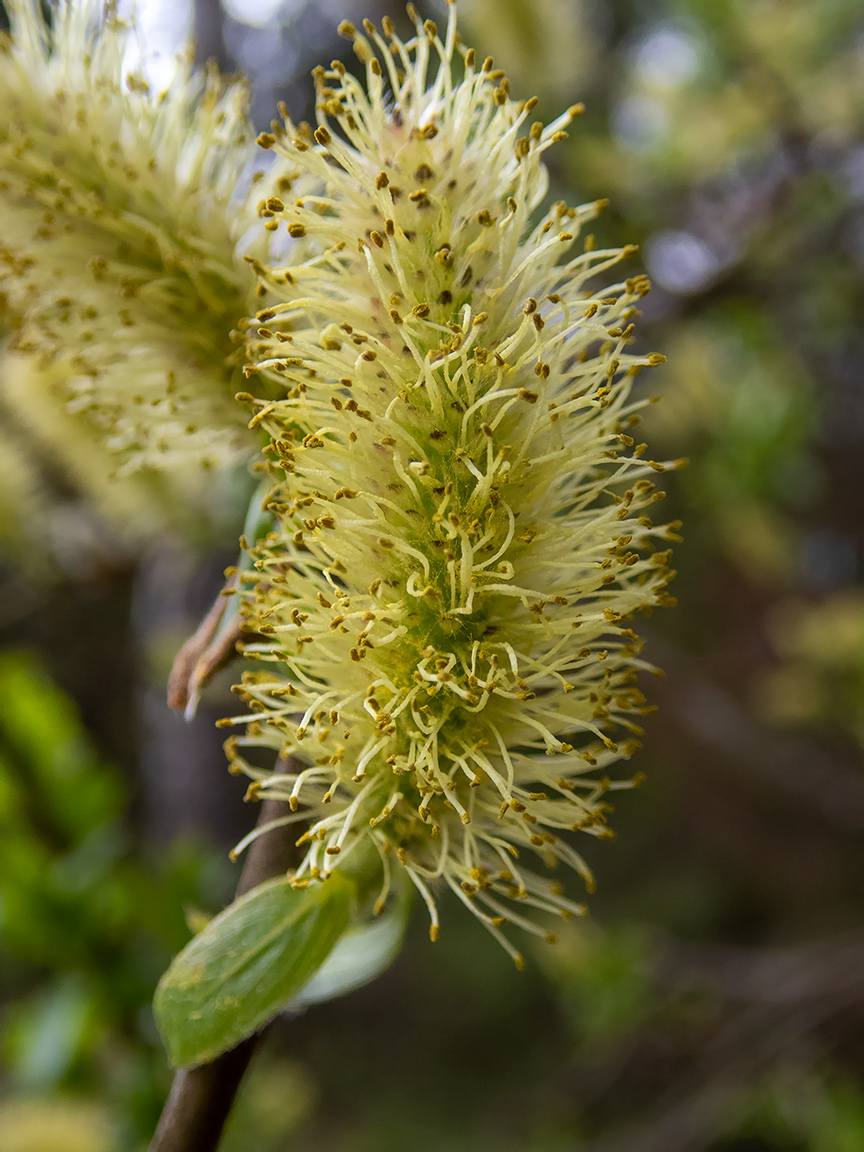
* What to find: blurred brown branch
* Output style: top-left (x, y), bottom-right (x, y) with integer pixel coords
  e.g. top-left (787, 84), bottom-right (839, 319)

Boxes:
top-left (149, 796), bottom-right (296, 1152)
top-left (653, 637), bottom-right (864, 831)
top-left (585, 931), bottom-right (864, 1152)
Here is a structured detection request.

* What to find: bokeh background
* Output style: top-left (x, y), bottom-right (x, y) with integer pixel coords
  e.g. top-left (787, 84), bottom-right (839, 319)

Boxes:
top-left (2, 0), bottom-right (864, 1148)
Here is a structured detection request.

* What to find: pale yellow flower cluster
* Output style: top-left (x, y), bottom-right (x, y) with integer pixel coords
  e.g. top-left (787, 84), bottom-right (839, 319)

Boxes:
top-left (0, 0), bottom-right (260, 475)
top-left (0, 348), bottom-right (216, 572)
top-left (222, 4), bottom-right (682, 963)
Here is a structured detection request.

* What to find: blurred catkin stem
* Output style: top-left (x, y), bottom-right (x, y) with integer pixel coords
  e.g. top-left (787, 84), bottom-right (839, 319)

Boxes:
top-left (149, 797), bottom-right (295, 1152)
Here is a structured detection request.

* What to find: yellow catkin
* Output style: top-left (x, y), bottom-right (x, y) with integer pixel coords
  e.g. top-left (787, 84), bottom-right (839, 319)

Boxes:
top-left (0, 0), bottom-right (274, 476)
top-left (226, 4), bottom-right (680, 961)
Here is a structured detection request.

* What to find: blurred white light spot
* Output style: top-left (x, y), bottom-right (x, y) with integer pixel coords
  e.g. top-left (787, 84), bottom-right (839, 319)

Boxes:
top-left (802, 530), bottom-right (858, 590)
top-left (647, 231), bottom-right (719, 294)
top-left (229, 21), bottom-right (295, 82)
top-left (612, 95), bottom-right (668, 152)
top-left (634, 28), bottom-right (700, 88)
top-left (119, 0), bottom-right (192, 89)
top-left (224, 0), bottom-right (298, 29)
top-left (317, 0), bottom-right (359, 16)
top-left (840, 147), bottom-right (864, 200)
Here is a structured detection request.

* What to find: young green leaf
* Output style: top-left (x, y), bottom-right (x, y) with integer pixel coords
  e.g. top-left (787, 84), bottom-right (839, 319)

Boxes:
top-left (154, 874), bottom-right (353, 1067)
top-left (287, 883), bottom-right (412, 1012)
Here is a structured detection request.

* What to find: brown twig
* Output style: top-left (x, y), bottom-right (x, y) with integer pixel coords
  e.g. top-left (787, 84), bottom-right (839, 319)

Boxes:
top-left (166, 580), bottom-right (242, 719)
top-left (148, 797), bottom-right (296, 1152)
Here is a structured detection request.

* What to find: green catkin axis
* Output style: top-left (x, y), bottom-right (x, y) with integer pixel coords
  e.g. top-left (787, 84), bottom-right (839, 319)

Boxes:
top-left (224, 3), bottom-right (685, 967)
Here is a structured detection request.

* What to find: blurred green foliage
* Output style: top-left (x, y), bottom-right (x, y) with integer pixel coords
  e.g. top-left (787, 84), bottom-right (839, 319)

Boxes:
top-left (0, 650), bottom-right (228, 1146)
top-left (757, 590), bottom-right (864, 744)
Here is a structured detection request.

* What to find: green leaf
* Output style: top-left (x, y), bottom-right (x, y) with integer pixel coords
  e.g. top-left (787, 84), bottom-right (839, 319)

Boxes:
top-left (0, 650), bottom-right (123, 842)
top-left (154, 873), bottom-right (354, 1067)
top-left (287, 882), bottom-right (411, 1011)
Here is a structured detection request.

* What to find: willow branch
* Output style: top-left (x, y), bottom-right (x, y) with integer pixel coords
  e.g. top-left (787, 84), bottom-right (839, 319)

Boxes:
top-left (148, 797), bottom-right (296, 1152)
